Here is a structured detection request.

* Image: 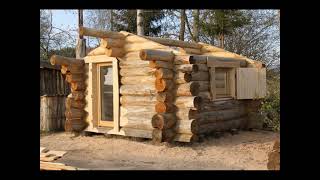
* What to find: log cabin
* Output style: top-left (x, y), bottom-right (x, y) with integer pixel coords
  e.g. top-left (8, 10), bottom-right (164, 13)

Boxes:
top-left (49, 26), bottom-right (266, 143)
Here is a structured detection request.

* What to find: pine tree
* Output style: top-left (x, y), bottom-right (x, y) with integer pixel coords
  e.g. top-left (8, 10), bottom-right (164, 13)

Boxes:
top-left (200, 10), bottom-right (250, 48)
top-left (112, 10), bottom-right (165, 36)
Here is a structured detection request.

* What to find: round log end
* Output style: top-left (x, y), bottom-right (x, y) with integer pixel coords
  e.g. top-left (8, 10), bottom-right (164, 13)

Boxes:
top-left (155, 78), bottom-right (166, 92)
top-left (155, 102), bottom-right (166, 113)
top-left (50, 55), bottom-right (57, 65)
top-left (194, 96), bottom-right (203, 109)
top-left (184, 73), bottom-right (192, 82)
top-left (149, 61), bottom-right (156, 68)
top-left (152, 114), bottom-right (164, 129)
top-left (139, 50), bottom-right (147, 60)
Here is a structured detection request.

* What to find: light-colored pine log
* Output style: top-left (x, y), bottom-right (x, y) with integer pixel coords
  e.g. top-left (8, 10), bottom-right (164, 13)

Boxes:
top-left (120, 115), bottom-right (154, 130)
top-left (152, 113), bottom-right (176, 129)
top-left (175, 108), bottom-right (198, 120)
top-left (149, 60), bottom-right (173, 69)
top-left (155, 78), bottom-right (174, 92)
top-left (79, 26), bottom-right (125, 39)
top-left (174, 96), bottom-right (202, 109)
top-left (175, 82), bottom-right (200, 96)
top-left (155, 68), bottom-right (174, 79)
top-left (120, 96), bottom-right (157, 106)
top-left (121, 51), bottom-right (143, 60)
top-left (139, 49), bottom-right (174, 61)
top-left (66, 98), bottom-right (85, 109)
top-left (120, 84), bottom-right (156, 96)
top-left (175, 119), bottom-right (199, 134)
top-left (174, 55), bottom-right (192, 65)
top-left (50, 55), bottom-right (84, 67)
top-left (119, 67), bottom-right (156, 76)
top-left (143, 36), bottom-right (203, 49)
top-left (173, 133), bottom-right (199, 142)
top-left (106, 48), bottom-right (125, 57)
top-left (100, 38), bottom-right (125, 48)
top-left (124, 42), bottom-right (168, 52)
top-left (198, 43), bottom-right (225, 53)
top-left (120, 76), bottom-right (156, 85)
top-left (61, 65), bottom-right (68, 74)
top-left (156, 92), bottom-right (174, 102)
top-left (178, 47), bottom-right (202, 55)
top-left (119, 60), bottom-right (150, 68)
top-left (121, 127), bottom-right (153, 139)
top-left (155, 102), bottom-right (176, 113)
top-left (174, 64), bottom-right (197, 73)
top-left (87, 47), bottom-right (108, 56)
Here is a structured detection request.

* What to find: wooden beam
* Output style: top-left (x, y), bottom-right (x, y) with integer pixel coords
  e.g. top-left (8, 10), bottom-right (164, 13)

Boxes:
top-left (143, 36), bottom-right (203, 49)
top-left (79, 26), bottom-right (125, 39)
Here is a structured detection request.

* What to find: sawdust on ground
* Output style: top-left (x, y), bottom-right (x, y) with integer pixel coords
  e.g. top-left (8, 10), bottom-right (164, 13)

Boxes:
top-left (40, 130), bottom-right (279, 170)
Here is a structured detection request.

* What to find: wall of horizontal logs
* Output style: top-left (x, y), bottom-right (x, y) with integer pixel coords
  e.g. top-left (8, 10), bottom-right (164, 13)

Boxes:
top-left (49, 27), bottom-right (263, 142)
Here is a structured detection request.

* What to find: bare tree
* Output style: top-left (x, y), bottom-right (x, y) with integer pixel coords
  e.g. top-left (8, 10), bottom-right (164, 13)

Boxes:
top-left (137, 9), bottom-right (144, 35)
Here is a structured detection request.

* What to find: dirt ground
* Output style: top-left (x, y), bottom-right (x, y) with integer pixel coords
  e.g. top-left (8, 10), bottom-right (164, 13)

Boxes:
top-left (40, 130), bottom-right (279, 170)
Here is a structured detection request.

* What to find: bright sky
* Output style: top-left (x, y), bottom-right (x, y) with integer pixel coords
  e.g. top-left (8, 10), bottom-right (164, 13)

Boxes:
top-left (52, 10), bottom-right (77, 30)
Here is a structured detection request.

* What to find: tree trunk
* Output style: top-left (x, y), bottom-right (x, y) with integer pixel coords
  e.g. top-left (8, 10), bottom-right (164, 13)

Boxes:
top-left (179, 9), bottom-right (186, 41)
top-left (192, 9), bottom-right (200, 42)
top-left (137, 10), bottom-right (144, 36)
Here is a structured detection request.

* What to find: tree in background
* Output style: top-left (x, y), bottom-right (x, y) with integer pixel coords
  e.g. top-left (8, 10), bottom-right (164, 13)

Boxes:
top-left (200, 10), bottom-right (250, 48)
top-left (112, 9), bottom-right (165, 36)
top-left (40, 10), bottom-right (76, 60)
top-left (137, 10), bottom-right (144, 35)
top-left (179, 9), bottom-right (186, 41)
top-left (192, 10), bottom-right (200, 42)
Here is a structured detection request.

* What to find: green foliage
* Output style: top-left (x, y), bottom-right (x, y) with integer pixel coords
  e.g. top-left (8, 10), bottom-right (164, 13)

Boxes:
top-left (112, 10), bottom-right (165, 36)
top-left (200, 10), bottom-right (250, 41)
top-left (260, 69), bottom-right (280, 131)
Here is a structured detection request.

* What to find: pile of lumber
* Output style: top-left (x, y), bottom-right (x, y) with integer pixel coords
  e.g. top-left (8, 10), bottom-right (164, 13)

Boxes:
top-left (40, 147), bottom-right (81, 170)
top-left (267, 139), bottom-right (280, 170)
top-left (50, 55), bottom-right (87, 132)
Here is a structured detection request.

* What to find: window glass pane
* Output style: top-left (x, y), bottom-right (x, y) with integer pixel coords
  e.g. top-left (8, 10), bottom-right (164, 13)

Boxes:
top-left (100, 66), bottom-right (113, 121)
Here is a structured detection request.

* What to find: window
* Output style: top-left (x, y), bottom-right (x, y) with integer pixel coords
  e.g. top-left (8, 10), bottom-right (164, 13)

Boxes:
top-left (215, 68), bottom-right (235, 98)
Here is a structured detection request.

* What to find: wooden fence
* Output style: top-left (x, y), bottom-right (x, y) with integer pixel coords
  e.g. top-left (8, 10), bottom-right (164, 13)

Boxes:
top-left (40, 60), bottom-right (70, 131)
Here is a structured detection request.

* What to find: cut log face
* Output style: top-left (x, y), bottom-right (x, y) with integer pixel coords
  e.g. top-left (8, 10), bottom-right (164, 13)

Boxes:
top-left (174, 96), bottom-right (202, 109)
top-left (175, 119), bottom-right (199, 134)
top-left (156, 92), bottom-right (174, 102)
top-left (174, 55), bottom-right (192, 65)
top-left (71, 81), bottom-right (86, 91)
top-left (152, 129), bottom-right (176, 143)
top-left (139, 49), bottom-right (174, 61)
top-left (152, 113), bottom-right (176, 129)
top-left (155, 68), bottom-right (174, 79)
top-left (174, 72), bottom-right (192, 84)
top-left (149, 60), bottom-right (173, 69)
top-left (174, 64), bottom-right (198, 73)
top-left (155, 102), bottom-right (176, 113)
top-left (175, 82), bottom-right (200, 96)
top-left (175, 108), bottom-right (198, 120)
top-left (155, 79), bottom-right (174, 92)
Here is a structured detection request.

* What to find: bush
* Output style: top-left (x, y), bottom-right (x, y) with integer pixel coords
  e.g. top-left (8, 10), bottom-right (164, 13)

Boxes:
top-left (259, 69), bottom-right (280, 131)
